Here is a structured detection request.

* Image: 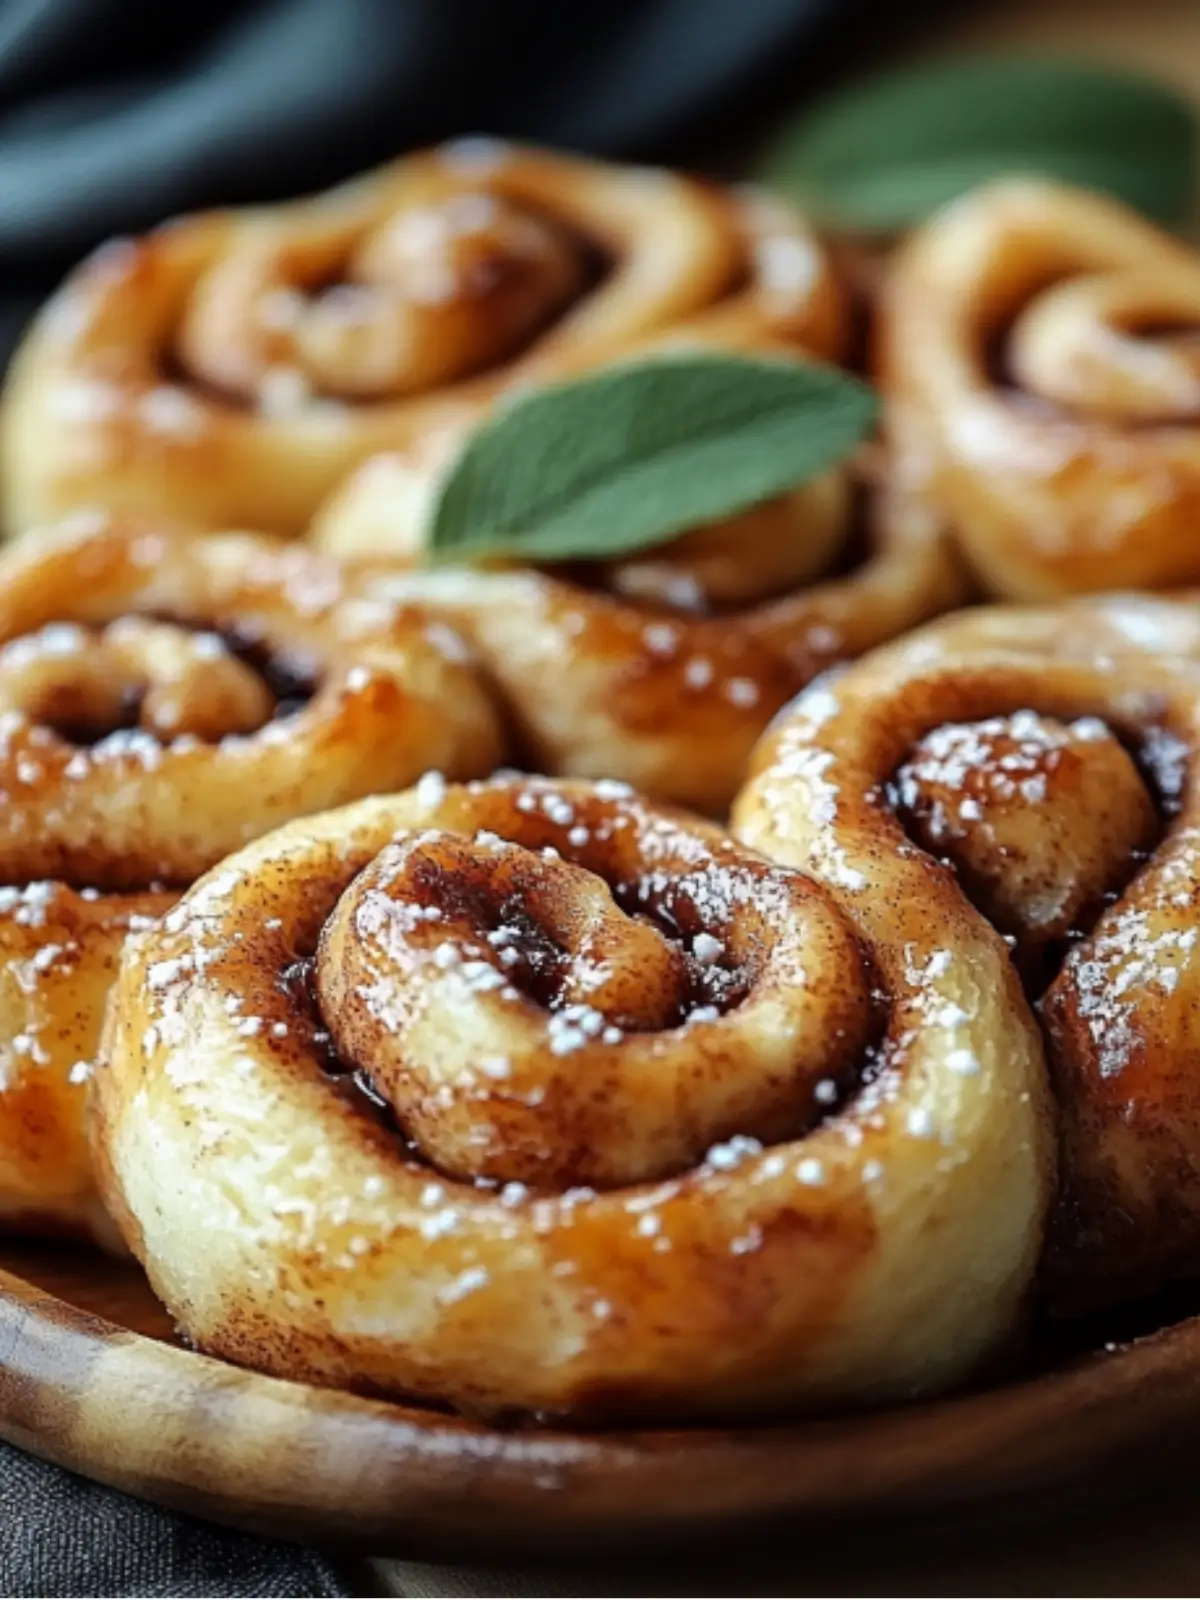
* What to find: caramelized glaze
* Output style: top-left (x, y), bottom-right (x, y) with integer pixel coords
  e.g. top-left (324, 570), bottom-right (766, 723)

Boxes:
top-left (0, 514), bottom-right (502, 1243)
top-left (882, 180), bottom-right (1200, 598)
top-left (735, 594), bottom-right (1200, 1313)
top-left (328, 461), bottom-right (963, 813)
top-left (2, 143), bottom-right (845, 538)
top-left (93, 773), bottom-right (1048, 1421)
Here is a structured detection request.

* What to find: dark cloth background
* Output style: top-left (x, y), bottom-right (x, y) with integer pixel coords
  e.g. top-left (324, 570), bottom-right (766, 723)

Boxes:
top-left (0, 0), bottom-right (931, 1592)
top-left (0, 1447), bottom-right (343, 1596)
top-left (0, 0), bottom-right (925, 372)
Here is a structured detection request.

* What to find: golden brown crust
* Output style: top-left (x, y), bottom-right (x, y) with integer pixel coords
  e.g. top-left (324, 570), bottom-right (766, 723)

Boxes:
top-left (94, 774), bottom-right (1047, 1422)
top-left (1, 143), bottom-right (845, 538)
top-left (328, 461), bottom-right (964, 813)
top-left (880, 179), bottom-right (1200, 599)
top-left (734, 593), bottom-right (1200, 1314)
top-left (298, 171), bottom-right (962, 815)
top-left (0, 514), bottom-right (502, 1242)
top-left (0, 513), bottom-right (503, 885)
top-left (0, 884), bottom-right (173, 1246)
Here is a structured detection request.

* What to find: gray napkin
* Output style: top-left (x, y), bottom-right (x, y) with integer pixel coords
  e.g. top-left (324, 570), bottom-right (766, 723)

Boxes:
top-left (0, 1443), bottom-right (347, 1597)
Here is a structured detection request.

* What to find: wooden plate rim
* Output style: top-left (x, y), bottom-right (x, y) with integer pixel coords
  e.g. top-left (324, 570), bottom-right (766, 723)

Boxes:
top-left (4, 1260), bottom-right (1200, 1558)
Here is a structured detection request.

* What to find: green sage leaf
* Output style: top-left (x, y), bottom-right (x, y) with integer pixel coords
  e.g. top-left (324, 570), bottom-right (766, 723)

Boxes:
top-left (427, 354), bottom-right (877, 564)
top-left (762, 56), bottom-right (1197, 231)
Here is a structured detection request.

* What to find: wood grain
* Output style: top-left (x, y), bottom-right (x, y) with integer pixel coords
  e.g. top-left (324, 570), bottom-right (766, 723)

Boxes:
top-left (5, 1243), bottom-right (1200, 1559)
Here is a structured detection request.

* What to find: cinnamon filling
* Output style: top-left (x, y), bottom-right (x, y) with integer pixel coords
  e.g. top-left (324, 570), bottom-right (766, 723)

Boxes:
top-left (173, 193), bottom-right (606, 408)
top-left (0, 616), bottom-right (318, 747)
top-left (273, 801), bottom-right (877, 1190)
top-left (889, 709), bottom-right (1166, 994)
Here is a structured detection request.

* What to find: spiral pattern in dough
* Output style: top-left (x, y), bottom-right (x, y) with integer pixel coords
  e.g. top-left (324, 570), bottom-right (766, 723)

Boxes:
top-left (882, 179), bottom-right (1200, 598)
top-left (0, 514), bottom-right (500, 1242)
top-left (94, 772), bottom-right (1048, 1421)
top-left (736, 593), bottom-right (1200, 1313)
top-left (324, 449), bottom-right (962, 812)
top-left (2, 142), bottom-right (845, 539)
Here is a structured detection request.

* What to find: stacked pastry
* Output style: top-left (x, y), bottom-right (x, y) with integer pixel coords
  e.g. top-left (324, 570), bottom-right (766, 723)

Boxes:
top-left (3, 141), bottom-right (1200, 1424)
top-left (2, 141), bottom-right (961, 810)
top-left (0, 517), bottom-right (500, 1243)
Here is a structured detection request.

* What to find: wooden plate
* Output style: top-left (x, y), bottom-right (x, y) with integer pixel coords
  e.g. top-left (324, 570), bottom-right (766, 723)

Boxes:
top-left (5, 1241), bottom-right (1200, 1558)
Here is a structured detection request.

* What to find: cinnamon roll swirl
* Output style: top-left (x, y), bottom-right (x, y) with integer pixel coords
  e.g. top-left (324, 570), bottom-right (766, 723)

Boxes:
top-left (735, 595), bottom-right (1200, 1314)
top-left (92, 774), bottom-right (1049, 1421)
top-left (882, 179), bottom-right (1200, 599)
top-left (0, 515), bottom-right (500, 1242)
top-left (322, 451), bottom-right (962, 813)
top-left (2, 142), bottom-right (845, 538)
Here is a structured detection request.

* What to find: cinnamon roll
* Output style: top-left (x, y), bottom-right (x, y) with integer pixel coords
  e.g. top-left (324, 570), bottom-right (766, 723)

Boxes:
top-left (92, 773), bottom-right (1049, 1421)
top-left (321, 451), bottom-right (963, 813)
top-left (2, 142), bottom-right (845, 538)
top-left (735, 594), bottom-right (1200, 1314)
top-left (0, 514), bottom-right (500, 1242)
top-left (882, 179), bottom-right (1200, 599)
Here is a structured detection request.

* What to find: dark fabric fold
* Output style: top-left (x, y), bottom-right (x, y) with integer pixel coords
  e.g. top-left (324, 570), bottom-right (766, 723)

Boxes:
top-left (0, 0), bottom-right (875, 366)
top-left (0, 1441), bottom-right (345, 1596)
